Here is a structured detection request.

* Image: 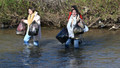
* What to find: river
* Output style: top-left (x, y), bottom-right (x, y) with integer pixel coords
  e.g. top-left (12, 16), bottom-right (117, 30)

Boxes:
top-left (0, 28), bottom-right (120, 68)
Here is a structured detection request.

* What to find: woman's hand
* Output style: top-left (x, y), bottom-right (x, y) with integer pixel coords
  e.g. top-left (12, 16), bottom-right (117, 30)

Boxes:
top-left (21, 19), bottom-right (25, 22)
top-left (78, 22), bottom-right (82, 26)
top-left (78, 22), bottom-right (84, 28)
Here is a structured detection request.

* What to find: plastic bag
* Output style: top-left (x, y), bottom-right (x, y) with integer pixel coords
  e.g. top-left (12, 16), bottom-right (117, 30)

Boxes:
top-left (73, 21), bottom-right (84, 34)
top-left (73, 25), bottom-right (84, 34)
top-left (28, 21), bottom-right (39, 36)
top-left (56, 28), bottom-right (68, 44)
top-left (84, 25), bottom-right (89, 32)
top-left (16, 21), bottom-right (26, 35)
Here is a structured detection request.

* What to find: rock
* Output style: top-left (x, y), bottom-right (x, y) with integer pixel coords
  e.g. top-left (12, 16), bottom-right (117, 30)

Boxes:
top-left (98, 21), bottom-right (105, 28)
top-left (109, 24), bottom-right (120, 30)
top-left (1, 24), bottom-right (4, 28)
top-left (0, 23), bottom-right (9, 29)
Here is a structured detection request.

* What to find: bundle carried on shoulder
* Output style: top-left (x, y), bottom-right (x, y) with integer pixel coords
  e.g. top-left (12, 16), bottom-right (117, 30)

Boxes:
top-left (28, 21), bottom-right (39, 36)
top-left (73, 16), bottom-right (85, 34)
top-left (73, 15), bottom-right (89, 34)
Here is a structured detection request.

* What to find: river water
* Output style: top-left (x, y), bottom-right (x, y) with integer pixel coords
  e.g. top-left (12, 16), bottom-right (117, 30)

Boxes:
top-left (0, 28), bottom-right (120, 68)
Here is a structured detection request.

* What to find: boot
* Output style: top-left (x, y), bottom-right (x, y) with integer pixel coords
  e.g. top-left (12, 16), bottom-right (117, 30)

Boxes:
top-left (33, 41), bottom-right (39, 46)
top-left (24, 41), bottom-right (29, 46)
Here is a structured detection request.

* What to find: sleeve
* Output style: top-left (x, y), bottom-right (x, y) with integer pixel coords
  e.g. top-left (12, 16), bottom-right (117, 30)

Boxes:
top-left (23, 20), bottom-right (28, 24)
top-left (67, 17), bottom-right (72, 31)
top-left (35, 15), bottom-right (40, 25)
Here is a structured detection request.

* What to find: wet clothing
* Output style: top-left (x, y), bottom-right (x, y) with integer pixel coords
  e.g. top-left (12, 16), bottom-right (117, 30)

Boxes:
top-left (65, 38), bottom-right (79, 48)
top-left (23, 11), bottom-right (41, 46)
top-left (24, 31), bottom-right (39, 46)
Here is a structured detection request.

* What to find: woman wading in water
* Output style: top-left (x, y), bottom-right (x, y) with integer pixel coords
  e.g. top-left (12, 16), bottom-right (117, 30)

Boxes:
top-left (65, 9), bottom-right (84, 49)
top-left (22, 8), bottom-right (41, 46)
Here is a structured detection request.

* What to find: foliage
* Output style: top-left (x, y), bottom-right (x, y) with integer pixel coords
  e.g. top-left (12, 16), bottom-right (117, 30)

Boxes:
top-left (0, 0), bottom-right (119, 27)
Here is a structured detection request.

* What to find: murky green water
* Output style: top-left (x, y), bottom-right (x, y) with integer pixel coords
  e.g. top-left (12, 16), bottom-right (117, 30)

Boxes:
top-left (0, 28), bottom-right (120, 68)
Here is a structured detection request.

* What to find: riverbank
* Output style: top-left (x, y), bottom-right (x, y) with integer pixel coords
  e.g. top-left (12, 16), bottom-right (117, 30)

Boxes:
top-left (0, 0), bottom-right (119, 29)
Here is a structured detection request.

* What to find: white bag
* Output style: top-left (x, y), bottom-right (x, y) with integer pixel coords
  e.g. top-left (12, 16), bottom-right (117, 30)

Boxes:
top-left (84, 25), bottom-right (89, 32)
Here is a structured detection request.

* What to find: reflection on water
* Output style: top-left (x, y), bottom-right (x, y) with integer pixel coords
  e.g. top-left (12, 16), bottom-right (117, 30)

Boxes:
top-left (22, 46), bottom-right (41, 68)
top-left (0, 28), bottom-right (120, 68)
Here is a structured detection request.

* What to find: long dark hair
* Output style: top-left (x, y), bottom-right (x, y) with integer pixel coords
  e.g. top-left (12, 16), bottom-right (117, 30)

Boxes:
top-left (29, 7), bottom-right (35, 13)
top-left (71, 9), bottom-right (78, 17)
top-left (71, 5), bottom-right (81, 15)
